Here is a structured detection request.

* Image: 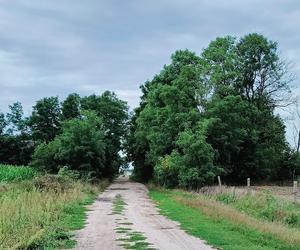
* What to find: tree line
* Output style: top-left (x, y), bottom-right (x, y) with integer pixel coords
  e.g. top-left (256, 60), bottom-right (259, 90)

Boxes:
top-left (1, 33), bottom-right (299, 187)
top-left (126, 33), bottom-right (300, 188)
top-left (0, 91), bottom-right (128, 180)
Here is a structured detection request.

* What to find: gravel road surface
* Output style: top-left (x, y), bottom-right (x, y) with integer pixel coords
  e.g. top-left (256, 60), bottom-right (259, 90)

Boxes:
top-left (74, 177), bottom-right (213, 250)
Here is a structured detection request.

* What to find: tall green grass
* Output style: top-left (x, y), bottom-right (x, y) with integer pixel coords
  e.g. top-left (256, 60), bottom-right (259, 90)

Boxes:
top-left (150, 189), bottom-right (300, 250)
top-left (0, 164), bottom-right (36, 182)
top-left (0, 175), bottom-right (108, 249)
top-left (216, 191), bottom-right (300, 229)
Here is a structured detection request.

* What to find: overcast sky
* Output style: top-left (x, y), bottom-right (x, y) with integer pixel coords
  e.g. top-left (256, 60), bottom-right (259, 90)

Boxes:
top-left (0, 0), bottom-right (300, 142)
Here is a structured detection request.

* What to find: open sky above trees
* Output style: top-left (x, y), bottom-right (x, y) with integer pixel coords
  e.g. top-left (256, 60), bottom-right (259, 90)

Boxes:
top-left (0, 0), bottom-right (300, 142)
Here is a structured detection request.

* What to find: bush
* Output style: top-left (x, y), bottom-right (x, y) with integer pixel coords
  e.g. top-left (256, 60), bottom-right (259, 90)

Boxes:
top-left (33, 174), bottom-right (73, 192)
top-left (216, 193), bottom-right (237, 204)
top-left (58, 166), bottom-right (80, 180)
top-left (30, 112), bottom-right (109, 178)
top-left (30, 140), bottom-right (60, 173)
top-left (154, 152), bottom-right (181, 188)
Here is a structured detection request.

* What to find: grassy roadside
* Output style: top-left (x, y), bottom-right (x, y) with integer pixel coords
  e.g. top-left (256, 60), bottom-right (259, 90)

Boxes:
top-left (149, 189), bottom-right (300, 250)
top-left (0, 175), bottom-right (109, 249)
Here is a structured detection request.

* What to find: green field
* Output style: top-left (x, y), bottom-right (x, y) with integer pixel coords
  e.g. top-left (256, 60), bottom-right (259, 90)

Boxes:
top-left (0, 164), bottom-right (36, 182)
top-left (149, 188), bottom-right (300, 250)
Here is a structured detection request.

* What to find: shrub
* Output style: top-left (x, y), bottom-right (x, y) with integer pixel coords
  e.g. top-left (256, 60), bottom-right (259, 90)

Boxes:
top-left (30, 112), bottom-right (108, 178)
top-left (154, 152), bottom-right (181, 188)
top-left (216, 193), bottom-right (237, 204)
top-left (58, 166), bottom-right (80, 180)
top-left (33, 174), bottom-right (73, 192)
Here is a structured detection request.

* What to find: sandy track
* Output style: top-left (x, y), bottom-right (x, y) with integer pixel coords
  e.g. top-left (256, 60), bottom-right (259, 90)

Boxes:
top-left (74, 177), bottom-right (213, 250)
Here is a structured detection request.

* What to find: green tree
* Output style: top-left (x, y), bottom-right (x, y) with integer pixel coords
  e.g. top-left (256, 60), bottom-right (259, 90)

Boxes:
top-left (31, 111), bottom-right (108, 177)
top-left (154, 120), bottom-right (217, 189)
top-left (201, 36), bottom-right (239, 98)
top-left (236, 33), bottom-right (291, 108)
top-left (61, 93), bottom-right (81, 120)
top-left (205, 95), bottom-right (287, 182)
top-left (6, 102), bottom-right (26, 134)
top-left (130, 34), bottom-right (293, 186)
top-left (81, 91), bottom-right (129, 176)
top-left (128, 50), bottom-right (212, 182)
top-left (0, 112), bottom-right (7, 135)
top-left (28, 97), bottom-right (61, 142)
top-left (30, 140), bottom-right (61, 173)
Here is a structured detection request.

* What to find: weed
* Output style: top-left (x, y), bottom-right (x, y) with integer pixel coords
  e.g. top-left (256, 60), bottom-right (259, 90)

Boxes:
top-left (0, 176), bottom-right (107, 249)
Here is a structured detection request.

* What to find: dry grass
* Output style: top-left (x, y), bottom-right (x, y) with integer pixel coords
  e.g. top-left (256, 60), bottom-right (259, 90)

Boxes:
top-left (0, 177), bottom-right (106, 249)
top-left (175, 192), bottom-right (300, 246)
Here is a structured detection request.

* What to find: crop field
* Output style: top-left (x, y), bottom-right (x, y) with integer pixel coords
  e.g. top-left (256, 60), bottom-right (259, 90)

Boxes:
top-left (0, 164), bottom-right (37, 182)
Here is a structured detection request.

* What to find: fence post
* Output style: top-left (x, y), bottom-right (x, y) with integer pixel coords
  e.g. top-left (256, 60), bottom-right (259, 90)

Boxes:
top-left (293, 181), bottom-right (298, 204)
top-left (247, 178), bottom-right (251, 194)
top-left (217, 176), bottom-right (222, 191)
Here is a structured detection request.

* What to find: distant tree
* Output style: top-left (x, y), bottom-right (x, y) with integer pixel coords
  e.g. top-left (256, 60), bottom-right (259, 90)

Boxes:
top-left (0, 135), bottom-right (33, 165)
top-left (31, 111), bottom-right (108, 177)
top-left (6, 102), bottom-right (26, 135)
top-left (81, 91), bottom-right (129, 177)
top-left (28, 97), bottom-right (61, 142)
top-left (0, 112), bottom-right (7, 135)
top-left (236, 33), bottom-right (293, 108)
top-left (61, 93), bottom-right (81, 120)
top-left (201, 36), bottom-right (239, 98)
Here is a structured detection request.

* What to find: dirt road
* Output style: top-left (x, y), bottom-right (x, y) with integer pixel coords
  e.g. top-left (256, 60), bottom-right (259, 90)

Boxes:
top-left (74, 177), bottom-right (213, 250)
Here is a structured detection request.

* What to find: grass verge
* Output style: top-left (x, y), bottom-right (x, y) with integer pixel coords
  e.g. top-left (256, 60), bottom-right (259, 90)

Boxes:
top-left (0, 175), bottom-right (108, 249)
top-left (149, 188), bottom-right (300, 250)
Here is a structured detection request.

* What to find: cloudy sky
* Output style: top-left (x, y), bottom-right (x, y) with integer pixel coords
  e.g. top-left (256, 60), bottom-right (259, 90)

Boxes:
top-left (0, 0), bottom-right (300, 141)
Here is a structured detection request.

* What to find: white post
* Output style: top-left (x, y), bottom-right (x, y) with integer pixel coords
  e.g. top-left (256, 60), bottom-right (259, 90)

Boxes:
top-left (247, 178), bottom-right (251, 194)
top-left (217, 176), bottom-right (222, 191)
top-left (293, 181), bottom-right (298, 204)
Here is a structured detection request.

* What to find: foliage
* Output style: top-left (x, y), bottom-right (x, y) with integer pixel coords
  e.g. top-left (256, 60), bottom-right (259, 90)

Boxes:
top-left (154, 152), bottom-right (181, 188)
top-left (6, 102), bottom-right (27, 135)
top-left (61, 93), bottom-right (81, 120)
top-left (28, 96), bottom-right (61, 143)
top-left (128, 33), bottom-right (294, 186)
top-left (0, 164), bottom-right (36, 182)
top-left (30, 140), bottom-right (61, 173)
top-left (0, 112), bottom-right (6, 135)
top-left (31, 111), bottom-right (111, 178)
top-left (81, 91), bottom-right (129, 177)
top-left (0, 135), bottom-right (34, 165)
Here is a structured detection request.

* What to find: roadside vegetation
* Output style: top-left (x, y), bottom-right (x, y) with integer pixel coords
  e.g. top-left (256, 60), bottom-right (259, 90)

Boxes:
top-left (215, 190), bottom-right (300, 229)
top-left (150, 188), bottom-right (300, 250)
top-left (0, 164), bottom-right (36, 182)
top-left (0, 166), bottom-right (108, 249)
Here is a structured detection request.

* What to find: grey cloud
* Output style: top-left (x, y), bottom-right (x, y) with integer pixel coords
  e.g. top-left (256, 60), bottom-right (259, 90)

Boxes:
top-left (0, 0), bottom-right (300, 143)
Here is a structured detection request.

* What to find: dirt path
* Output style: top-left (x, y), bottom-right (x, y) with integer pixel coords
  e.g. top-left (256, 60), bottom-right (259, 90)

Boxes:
top-left (74, 177), bottom-right (213, 250)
